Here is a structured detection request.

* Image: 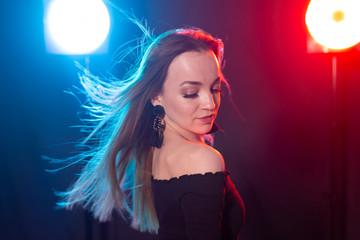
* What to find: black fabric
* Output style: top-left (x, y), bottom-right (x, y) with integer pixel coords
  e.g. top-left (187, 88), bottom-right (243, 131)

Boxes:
top-left (151, 171), bottom-right (245, 240)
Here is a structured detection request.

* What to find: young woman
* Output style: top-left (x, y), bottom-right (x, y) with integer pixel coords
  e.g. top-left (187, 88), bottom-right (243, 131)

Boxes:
top-left (60, 26), bottom-right (245, 240)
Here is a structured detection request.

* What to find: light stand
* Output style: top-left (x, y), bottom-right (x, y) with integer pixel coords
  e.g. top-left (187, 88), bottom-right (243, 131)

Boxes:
top-left (305, 0), bottom-right (360, 239)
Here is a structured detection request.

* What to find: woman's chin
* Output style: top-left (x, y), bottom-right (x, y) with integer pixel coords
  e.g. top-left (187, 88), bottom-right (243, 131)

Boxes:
top-left (194, 125), bottom-right (213, 135)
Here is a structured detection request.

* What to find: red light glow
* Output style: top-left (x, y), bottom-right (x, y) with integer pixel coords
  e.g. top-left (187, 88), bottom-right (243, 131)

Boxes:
top-left (306, 0), bottom-right (360, 50)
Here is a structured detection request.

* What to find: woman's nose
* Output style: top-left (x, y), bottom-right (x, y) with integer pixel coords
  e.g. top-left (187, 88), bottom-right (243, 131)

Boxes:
top-left (201, 93), bottom-right (217, 110)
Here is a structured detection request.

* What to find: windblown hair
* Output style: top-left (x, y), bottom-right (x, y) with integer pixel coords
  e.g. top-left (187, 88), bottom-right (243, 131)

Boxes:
top-left (58, 24), bottom-right (227, 233)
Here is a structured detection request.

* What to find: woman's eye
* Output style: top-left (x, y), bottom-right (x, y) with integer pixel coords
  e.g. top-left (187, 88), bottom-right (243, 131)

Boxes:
top-left (211, 88), bottom-right (221, 93)
top-left (183, 93), bottom-right (198, 98)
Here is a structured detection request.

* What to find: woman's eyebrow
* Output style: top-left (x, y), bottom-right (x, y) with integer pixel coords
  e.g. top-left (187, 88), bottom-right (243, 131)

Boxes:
top-left (213, 77), bottom-right (220, 84)
top-left (179, 81), bottom-right (202, 86)
top-left (179, 77), bottom-right (220, 86)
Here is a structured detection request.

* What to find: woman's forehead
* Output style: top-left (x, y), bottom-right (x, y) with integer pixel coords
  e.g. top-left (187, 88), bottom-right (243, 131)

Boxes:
top-left (165, 50), bottom-right (221, 86)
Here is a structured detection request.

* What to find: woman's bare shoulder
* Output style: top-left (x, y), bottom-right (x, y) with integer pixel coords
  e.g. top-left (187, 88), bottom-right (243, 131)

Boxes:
top-left (188, 143), bottom-right (225, 173)
top-left (157, 141), bottom-right (225, 180)
top-left (167, 142), bottom-right (225, 176)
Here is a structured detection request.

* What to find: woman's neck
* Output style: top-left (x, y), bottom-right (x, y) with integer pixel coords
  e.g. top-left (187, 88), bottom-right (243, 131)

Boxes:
top-left (163, 120), bottom-right (204, 144)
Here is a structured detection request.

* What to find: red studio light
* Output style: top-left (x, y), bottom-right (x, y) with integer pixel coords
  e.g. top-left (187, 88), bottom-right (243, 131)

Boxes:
top-left (306, 0), bottom-right (360, 51)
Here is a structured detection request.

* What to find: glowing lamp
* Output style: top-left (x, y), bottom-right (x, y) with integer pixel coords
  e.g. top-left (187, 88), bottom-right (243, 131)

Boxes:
top-left (44, 0), bottom-right (110, 54)
top-left (305, 0), bottom-right (360, 50)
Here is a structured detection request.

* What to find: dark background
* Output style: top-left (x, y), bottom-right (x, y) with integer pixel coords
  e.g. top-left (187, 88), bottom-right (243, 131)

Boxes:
top-left (1, 0), bottom-right (359, 239)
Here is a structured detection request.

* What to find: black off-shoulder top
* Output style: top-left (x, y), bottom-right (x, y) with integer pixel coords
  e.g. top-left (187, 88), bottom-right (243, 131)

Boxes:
top-left (151, 171), bottom-right (245, 240)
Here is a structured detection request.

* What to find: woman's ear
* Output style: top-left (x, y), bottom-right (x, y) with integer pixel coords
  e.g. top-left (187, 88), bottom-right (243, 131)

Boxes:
top-left (151, 94), bottom-right (163, 106)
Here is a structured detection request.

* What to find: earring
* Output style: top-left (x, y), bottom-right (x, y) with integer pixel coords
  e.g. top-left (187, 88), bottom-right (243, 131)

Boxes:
top-left (150, 105), bottom-right (165, 148)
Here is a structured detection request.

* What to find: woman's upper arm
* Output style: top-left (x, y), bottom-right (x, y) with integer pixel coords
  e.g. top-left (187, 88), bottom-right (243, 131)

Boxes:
top-left (178, 171), bottom-right (226, 240)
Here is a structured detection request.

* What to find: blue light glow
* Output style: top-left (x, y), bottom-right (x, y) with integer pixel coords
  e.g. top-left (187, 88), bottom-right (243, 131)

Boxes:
top-left (44, 0), bottom-right (110, 54)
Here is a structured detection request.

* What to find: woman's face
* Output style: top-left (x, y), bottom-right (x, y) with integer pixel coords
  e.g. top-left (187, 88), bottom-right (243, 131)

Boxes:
top-left (152, 50), bottom-right (222, 139)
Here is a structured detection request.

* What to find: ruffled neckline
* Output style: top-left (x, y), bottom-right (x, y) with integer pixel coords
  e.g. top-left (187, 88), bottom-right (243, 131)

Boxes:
top-left (151, 170), bottom-right (230, 184)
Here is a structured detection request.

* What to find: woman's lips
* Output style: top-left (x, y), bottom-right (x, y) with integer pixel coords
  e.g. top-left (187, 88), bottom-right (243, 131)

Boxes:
top-left (198, 114), bottom-right (215, 124)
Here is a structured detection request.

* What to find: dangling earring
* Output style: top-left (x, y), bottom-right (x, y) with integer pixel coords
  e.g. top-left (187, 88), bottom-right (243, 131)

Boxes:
top-left (150, 105), bottom-right (165, 148)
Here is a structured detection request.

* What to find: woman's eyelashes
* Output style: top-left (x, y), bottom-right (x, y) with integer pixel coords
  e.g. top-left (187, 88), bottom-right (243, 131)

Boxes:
top-left (182, 88), bottom-right (221, 98)
top-left (183, 92), bottom-right (198, 98)
top-left (211, 88), bottom-right (221, 93)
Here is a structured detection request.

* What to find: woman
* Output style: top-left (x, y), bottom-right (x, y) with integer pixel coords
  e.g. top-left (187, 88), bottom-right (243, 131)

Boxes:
top-left (60, 26), bottom-right (244, 240)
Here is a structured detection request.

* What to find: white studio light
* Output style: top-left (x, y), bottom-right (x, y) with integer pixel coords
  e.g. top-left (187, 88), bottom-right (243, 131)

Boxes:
top-left (45, 0), bottom-right (110, 54)
top-left (306, 0), bottom-right (360, 50)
